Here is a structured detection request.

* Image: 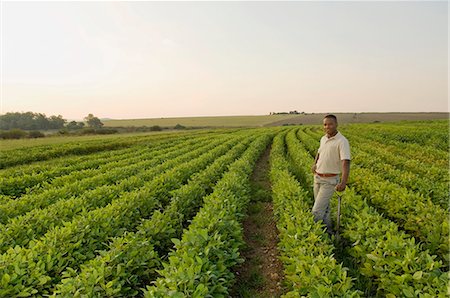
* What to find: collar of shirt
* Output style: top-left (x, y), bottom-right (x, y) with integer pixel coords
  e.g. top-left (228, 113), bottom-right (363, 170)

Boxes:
top-left (324, 131), bottom-right (341, 141)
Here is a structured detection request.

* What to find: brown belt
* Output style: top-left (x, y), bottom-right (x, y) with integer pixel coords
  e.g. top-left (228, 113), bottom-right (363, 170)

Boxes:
top-left (315, 171), bottom-right (338, 177)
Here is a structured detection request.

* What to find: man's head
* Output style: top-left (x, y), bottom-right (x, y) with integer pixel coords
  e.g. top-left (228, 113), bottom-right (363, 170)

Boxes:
top-left (323, 114), bottom-right (338, 135)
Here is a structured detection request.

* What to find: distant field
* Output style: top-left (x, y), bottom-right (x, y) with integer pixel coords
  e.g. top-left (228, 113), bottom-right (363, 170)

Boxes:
top-left (267, 112), bottom-right (450, 126)
top-left (102, 114), bottom-right (300, 127)
top-left (102, 112), bottom-right (449, 128)
top-left (0, 129), bottom-right (207, 151)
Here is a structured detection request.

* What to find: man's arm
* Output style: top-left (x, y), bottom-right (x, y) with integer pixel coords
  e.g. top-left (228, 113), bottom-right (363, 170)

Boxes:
top-left (311, 152), bottom-right (319, 173)
top-left (336, 159), bottom-right (350, 191)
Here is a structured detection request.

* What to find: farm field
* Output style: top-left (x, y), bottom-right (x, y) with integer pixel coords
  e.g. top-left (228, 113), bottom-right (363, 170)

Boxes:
top-left (102, 114), bottom-right (301, 128)
top-left (101, 113), bottom-right (449, 128)
top-left (0, 120), bottom-right (448, 297)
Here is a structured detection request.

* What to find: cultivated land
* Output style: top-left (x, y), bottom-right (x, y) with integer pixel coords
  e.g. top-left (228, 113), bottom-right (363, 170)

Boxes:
top-left (0, 119), bottom-right (448, 297)
top-left (102, 114), bottom-right (300, 127)
top-left (101, 112), bottom-right (449, 128)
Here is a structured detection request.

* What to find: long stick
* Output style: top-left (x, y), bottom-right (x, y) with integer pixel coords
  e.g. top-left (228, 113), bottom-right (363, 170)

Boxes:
top-left (336, 193), bottom-right (342, 242)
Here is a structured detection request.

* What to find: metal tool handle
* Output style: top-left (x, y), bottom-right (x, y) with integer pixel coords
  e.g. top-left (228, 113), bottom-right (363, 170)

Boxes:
top-left (336, 193), bottom-right (342, 241)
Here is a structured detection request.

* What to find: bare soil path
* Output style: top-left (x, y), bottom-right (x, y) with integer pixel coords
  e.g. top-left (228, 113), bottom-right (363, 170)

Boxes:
top-left (230, 143), bottom-right (286, 298)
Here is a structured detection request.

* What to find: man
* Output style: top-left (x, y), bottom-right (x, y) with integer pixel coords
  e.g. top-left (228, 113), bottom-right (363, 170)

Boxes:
top-left (310, 114), bottom-right (351, 236)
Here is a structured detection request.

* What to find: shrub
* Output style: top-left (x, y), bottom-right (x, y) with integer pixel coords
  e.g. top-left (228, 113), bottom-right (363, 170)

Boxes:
top-left (28, 130), bottom-right (45, 138)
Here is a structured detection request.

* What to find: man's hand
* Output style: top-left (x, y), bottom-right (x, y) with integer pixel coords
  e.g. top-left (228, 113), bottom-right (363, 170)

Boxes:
top-left (311, 164), bottom-right (317, 174)
top-left (336, 159), bottom-right (350, 192)
top-left (335, 182), bottom-right (346, 192)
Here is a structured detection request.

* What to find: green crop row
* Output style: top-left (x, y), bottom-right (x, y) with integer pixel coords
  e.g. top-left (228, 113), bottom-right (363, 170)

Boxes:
top-left (285, 129), bottom-right (314, 189)
top-left (348, 167), bottom-right (449, 266)
top-left (0, 133), bottom-right (246, 297)
top-left (51, 134), bottom-right (259, 297)
top-left (0, 143), bottom-right (141, 178)
top-left (331, 187), bottom-right (448, 297)
top-left (0, 195), bottom-right (11, 205)
top-left (0, 133), bottom-right (162, 169)
top-left (0, 145), bottom-right (139, 197)
top-left (143, 132), bottom-right (275, 297)
top-left (0, 134), bottom-right (243, 253)
top-left (303, 127), bottom-right (447, 182)
top-left (0, 129), bottom-right (218, 178)
top-left (0, 129), bottom-right (228, 169)
top-left (270, 129), bottom-right (361, 297)
top-left (303, 128), bottom-right (449, 210)
top-left (0, 133), bottom-right (216, 224)
top-left (0, 134), bottom-right (193, 197)
top-left (287, 129), bottom-right (449, 297)
top-left (342, 122), bottom-right (448, 151)
top-left (339, 127), bottom-right (448, 167)
top-left (351, 149), bottom-right (448, 209)
top-left (330, 130), bottom-right (449, 178)
top-left (307, 125), bottom-right (448, 169)
top-left (298, 128), bottom-right (449, 263)
top-left (305, 127), bottom-right (449, 208)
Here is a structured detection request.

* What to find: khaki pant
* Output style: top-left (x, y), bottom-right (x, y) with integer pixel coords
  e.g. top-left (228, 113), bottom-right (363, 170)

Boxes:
top-left (312, 173), bottom-right (340, 234)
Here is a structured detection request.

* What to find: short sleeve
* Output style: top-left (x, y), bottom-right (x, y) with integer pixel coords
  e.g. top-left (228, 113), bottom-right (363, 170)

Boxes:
top-left (339, 138), bottom-right (351, 160)
top-left (317, 137), bottom-right (323, 153)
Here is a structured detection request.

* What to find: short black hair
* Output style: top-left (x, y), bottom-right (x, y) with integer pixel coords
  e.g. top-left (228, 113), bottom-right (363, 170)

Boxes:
top-left (324, 114), bottom-right (337, 122)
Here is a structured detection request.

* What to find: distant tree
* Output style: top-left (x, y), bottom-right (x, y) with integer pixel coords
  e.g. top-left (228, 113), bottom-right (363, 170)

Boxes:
top-left (66, 121), bottom-right (85, 130)
top-left (48, 115), bottom-right (66, 129)
top-left (66, 121), bottom-right (78, 130)
top-left (84, 114), bottom-right (104, 129)
top-left (0, 128), bottom-right (27, 139)
top-left (149, 125), bottom-right (162, 131)
top-left (35, 113), bottom-right (50, 129)
top-left (174, 123), bottom-right (186, 130)
top-left (28, 130), bottom-right (45, 138)
top-left (0, 111), bottom-right (66, 130)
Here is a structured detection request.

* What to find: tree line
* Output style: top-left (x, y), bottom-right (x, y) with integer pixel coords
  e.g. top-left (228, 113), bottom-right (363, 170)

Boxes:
top-left (0, 112), bottom-right (104, 130)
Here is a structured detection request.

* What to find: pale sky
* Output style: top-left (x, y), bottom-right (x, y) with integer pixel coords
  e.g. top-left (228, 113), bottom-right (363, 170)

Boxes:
top-left (1, 1), bottom-right (448, 120)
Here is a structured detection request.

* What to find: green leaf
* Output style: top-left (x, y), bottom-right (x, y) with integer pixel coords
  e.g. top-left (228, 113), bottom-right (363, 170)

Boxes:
top-left (1, 273), bottom-right (10, 285)
top-left (171, 238), bottom-right (181, 247)
top-left (366, 254), bottom-right (379, 261)
top-left (402, 287), bottom-right (414, 298)
top-left (412, 271), bottom-right (423, 280)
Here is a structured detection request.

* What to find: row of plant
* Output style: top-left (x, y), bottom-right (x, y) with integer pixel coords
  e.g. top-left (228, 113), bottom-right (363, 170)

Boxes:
top-left (329, 187), bottom-right (448, 297)
top-left (143, 132), bottom-right (276, 297)
top-left (0, 142), bottom-right (140, 178)
top-left (0, 131), bottom-right (254, 296)
top-left (50, 133), bottom-right (261, 297)
top-left (270, 129), bottom-right (361, 297)
top-left (0, 134), bottom-right (192, 197)
top-left (287, 130), bottom-right (449, 297)
top-left (301, 128), bottom-right (449, 210)
top-left (304, 126), bottom-right (447, 176)
top-left (306, 124), bottom-right (448, 169)
top-left (349, 147), bottom-right (448, 210)
top-left (0, 195), bottom-right (10, 205)
top-left (342, 122), bottom-right (448, 151)
top-left (0, 134), bottom-right (216, 224)
top-left (0, 132), bottom-right (177, 169)
top-left (297, 129), bottom-right (449, 265)
top-left (2, 144), bottom-right (161, 199)
top-left (0, 127), bottom-right (236, 169)
top-left (332, 129), bottom-right (449, 176)
top-left (0, 128), bottom-right (229, 176)
top-left (345, 166), bottom-right (449, 266)
top-left (0, 134), bottom-right (247, 254)
top-left (308, 125), bottom-right (449, 168)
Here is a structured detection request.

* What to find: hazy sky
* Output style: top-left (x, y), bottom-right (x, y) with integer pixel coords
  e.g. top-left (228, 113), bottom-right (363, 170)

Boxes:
top-left (2, 1), bottom-right (448, 120)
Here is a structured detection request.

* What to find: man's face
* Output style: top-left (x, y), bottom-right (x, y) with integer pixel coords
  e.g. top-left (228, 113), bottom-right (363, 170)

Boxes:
top-left (323, 117), bottom-right (337, 135)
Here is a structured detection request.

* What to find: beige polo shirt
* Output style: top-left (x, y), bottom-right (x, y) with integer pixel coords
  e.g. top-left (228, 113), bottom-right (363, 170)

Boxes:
top-left (316, 131), bottom-right (351, 174)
